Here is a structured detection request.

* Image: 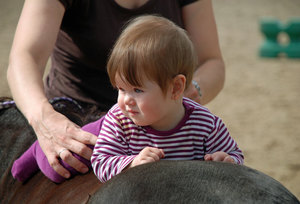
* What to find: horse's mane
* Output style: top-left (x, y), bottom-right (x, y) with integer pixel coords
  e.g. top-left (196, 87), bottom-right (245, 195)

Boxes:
top-left (0, 96), bottom-right (105, 126)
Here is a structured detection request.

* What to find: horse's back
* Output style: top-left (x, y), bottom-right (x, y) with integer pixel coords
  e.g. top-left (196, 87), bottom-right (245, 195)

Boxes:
top-left (89, 161), bottom-right (299, 204)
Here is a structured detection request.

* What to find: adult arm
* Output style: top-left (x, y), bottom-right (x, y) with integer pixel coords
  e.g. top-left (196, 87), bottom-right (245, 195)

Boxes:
top-left (182, 0), bottom-right (225, 105)
top-left (7, 0), bottom-right (97, 178)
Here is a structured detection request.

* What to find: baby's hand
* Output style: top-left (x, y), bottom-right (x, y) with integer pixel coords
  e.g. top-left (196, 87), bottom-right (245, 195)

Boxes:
top-left (130, 147), bottom-right (165, 168)
top-left (204, 151), bottom-right (235, 164)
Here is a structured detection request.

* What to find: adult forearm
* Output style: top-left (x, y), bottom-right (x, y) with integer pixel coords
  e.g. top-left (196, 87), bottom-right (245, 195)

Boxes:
top-left (194, 58), bottom-right (225, 105)
top-left (7, 0), bottom-right (65, 126)
top-left (7, 54), bottom-right (52, 126)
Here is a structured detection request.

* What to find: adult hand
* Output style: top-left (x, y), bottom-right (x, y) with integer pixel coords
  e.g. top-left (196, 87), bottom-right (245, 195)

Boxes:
top-left (31, 104), bottom-right (97, 178)
top-left (130, 147), bottom-right (165, 168)
top-left (204, 151), bottom-right (235, 164)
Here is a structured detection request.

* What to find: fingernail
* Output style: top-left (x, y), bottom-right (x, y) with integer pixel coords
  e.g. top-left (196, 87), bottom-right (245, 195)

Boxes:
top-left (82, 167), bottom-right (89, 173)
top-left (64, 173), bottom-right (70, 178)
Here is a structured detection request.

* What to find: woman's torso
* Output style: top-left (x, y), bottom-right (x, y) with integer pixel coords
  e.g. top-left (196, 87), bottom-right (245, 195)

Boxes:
top-left (45, 0), bottom-right (197, 111)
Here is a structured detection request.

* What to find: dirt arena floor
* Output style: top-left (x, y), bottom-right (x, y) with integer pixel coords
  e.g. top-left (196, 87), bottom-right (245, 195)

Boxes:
top-left (1, 0), bottom-right (299, 199)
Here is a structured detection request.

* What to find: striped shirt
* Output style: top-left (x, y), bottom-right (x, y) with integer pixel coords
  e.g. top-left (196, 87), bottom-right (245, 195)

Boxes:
top-left (91, 98), bottom-right (244, 182)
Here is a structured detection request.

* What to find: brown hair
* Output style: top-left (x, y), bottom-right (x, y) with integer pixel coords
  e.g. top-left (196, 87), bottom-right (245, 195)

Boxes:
top-left (107, 15), bottom-right (198, 95)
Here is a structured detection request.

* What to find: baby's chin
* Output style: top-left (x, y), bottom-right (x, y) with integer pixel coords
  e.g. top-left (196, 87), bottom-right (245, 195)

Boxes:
top-left (131, 119), bottom-right (148, 127)
top-left (122, 111), bottom-right (151, 127)
top-left (127, 116), bottom-right (149, 127)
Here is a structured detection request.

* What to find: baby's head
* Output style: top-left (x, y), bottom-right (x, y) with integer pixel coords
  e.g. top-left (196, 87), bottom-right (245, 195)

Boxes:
top-left (107, 15), bottom-right (198, 95)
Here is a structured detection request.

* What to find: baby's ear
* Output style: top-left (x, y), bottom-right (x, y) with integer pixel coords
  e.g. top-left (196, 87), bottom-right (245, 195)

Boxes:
top-left (171, 74), bottom-right (186, 100)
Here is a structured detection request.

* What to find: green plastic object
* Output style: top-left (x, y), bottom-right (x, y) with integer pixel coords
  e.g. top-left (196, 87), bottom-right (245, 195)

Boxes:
top-left (259, 18), bottom-right (300, 58)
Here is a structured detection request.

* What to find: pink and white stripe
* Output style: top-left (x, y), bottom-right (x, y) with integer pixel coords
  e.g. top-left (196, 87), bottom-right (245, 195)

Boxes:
top-left (91, 98), bottom-right (244, 182)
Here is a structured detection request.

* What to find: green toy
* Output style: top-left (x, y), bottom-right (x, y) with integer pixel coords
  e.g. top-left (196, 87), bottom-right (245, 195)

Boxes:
top-left (259, 18), bottom-right (300, 58)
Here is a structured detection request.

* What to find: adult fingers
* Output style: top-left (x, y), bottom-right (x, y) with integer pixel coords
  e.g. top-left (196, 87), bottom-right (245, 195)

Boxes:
top-left (60, 137), bottom-right (93, 161)
top-left (49, 137), bottom-right (92, 173)
top-left (40, 137), bottom-right (90, 176)
top-left (47, 153), bottom-right (71, 178)
top-left (38, 135), bottom-right (72, 177)
top-left (50, 122), bottom-right (95, 160)
top-left (69, 128), bottom-right (97, 146)
top-left (58, 148), bottom-right (89, 173)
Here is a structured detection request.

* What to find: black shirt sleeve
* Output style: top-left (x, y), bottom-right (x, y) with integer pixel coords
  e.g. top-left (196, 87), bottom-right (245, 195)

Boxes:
top-left (179, 0), bottom-right (199, 7)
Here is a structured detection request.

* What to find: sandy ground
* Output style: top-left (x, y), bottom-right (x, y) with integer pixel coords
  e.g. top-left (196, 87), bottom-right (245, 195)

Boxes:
top-left (1, 0), bottom-right (299, 199)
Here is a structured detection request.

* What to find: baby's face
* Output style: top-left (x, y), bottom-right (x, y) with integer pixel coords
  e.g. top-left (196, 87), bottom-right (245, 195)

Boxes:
top-left (115, 74), bottom-right (173, 129)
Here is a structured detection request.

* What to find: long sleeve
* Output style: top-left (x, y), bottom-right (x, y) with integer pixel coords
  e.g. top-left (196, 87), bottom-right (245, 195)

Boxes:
top-left (91, 113), bottom-right (136, 182)
top-left (205, 116), bottom-right (244, 165)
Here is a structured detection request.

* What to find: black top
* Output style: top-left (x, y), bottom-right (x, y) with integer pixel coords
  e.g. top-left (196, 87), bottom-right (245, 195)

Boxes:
top-left (45, 0), bottom-right (198, 110)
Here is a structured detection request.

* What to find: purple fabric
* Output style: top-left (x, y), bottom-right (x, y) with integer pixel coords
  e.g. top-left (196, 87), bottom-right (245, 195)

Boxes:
top-left (11, 116), bottom-right (105, 183)
top-left (11, 141), bottom-right (39, 182)
top-left (82, 117), bottom-right (104, 136)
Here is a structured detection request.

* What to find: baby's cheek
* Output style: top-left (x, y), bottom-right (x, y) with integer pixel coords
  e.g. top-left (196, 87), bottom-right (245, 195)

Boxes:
top-left (117, 96), bottom-right (125, 109)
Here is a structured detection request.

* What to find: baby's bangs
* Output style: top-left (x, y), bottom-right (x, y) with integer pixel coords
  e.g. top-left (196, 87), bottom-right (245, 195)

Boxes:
top-left (116, 45), bottom-right (148, 88)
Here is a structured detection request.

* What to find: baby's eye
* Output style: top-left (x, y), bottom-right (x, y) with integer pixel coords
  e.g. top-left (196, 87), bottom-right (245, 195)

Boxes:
top-left (134, 88), bottom-right (143, 93)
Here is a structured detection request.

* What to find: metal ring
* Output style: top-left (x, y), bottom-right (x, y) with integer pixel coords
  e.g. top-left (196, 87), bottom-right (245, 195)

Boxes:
top-left (58, 148), bottom-right (68, 157)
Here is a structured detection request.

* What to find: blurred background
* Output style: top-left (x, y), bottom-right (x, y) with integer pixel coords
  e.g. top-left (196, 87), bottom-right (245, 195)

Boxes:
top-left (1, 0), bottom-right (299, 199)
